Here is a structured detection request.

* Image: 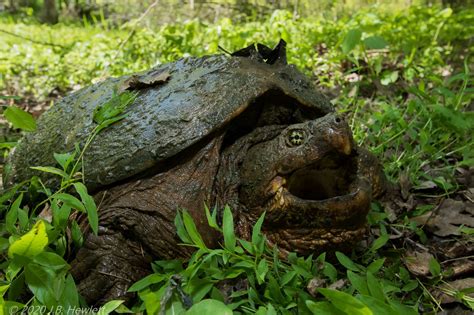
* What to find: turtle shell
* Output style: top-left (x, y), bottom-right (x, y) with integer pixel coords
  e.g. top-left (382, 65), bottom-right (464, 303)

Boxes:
top-left (4, 53), bottom-right (333, 191)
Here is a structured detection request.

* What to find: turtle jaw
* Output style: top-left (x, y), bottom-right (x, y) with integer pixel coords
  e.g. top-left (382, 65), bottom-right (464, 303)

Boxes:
top-left (261, 150), bottom-right (373, 255)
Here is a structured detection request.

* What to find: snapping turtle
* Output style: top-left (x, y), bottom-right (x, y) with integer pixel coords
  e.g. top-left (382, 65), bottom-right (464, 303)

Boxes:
top-left (4, 41), bottom-right (385, 304)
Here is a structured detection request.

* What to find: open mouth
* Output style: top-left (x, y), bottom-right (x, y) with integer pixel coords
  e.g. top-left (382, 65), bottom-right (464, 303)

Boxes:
top-left (262, 150), bottom-right (372, 255)
top-left (286, 152), bottom-right (356, 201)
top-left (266, 150), bottom-right (371, 229)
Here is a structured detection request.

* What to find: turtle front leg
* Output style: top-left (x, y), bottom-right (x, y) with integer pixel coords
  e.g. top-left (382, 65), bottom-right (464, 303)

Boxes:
top-left (70, 227), bottom-right (152, 306)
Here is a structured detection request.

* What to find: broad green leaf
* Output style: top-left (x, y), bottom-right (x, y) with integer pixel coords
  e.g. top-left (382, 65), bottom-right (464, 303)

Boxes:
top-left (93, 90), bottom-right (137, 125)
top-left (24, 263), bottom-right (56, 307)
top-left (222, 205), bottom-right (236, 252)
top-left (187, 278), bottom-right (214, 303)
top-left (175, 211), bottom-right (191, 243)
top-left (8, 220), bottom-right (48, 258)
top-left (6, 193), bottom-right (22, 234)
top-left (30, 166), bottom-right (69, 179)
top-left (3, 106), bottom-right (36, 131)
top-left (367, 258), bottom-right (386, 273)
top-left (252, 212), bottom-right (266, 244)
top-left (370, 233), bottom-right (389, 252)
top-left (58, 274), bottom-right (79, 309)
top-left (54, 193), bottom-right (85, 212)
top-left (357, 295), bottom-right (399, 315)
top-left (401, 280), bottom-right (418, 292)
top-left (128, 274), bottom-right (166, 292)
top-left (317, 288), bottom-right (373, 315)
top-left (33, 252), bottom-right (68, 271)
top-left (239, 239), bottom-right (254, 254)
top-left (335, 252), bottom-right (363, 272)
top-left (204, 205), bottom-right (220, 230)
top-left (366, 272), bottom-right (385, 302)
top-left (323, 262), bottom-right (338, 282)
top-left (71, 221), bottom-right (83, 247)
top-left (52, 202), bottom-right (71, 229)
top-left (182, 210), bottom-right (206, 249)
top-left (306, 300), bottom-right (346, 315)
top-left (429, 257), bottom-right (441, 277)
top-left (74, 183), bottom-right (98, 235)
top-left (381, 71), bottom-right (399, 85)
top-left (98, 300), bottom-right (125, 315)
top-left (342, 29), bottom-right (362, 54)
top-left (363, 36), bottom-right (388, 50)
top-left (267, 274), bottom-right (286, 303)
top-left (186, 299), bottom-right (232, 314)
top-left (0, 237), bottom-right (9, 252)
top-left (348, 271), bottom-right (369, 295)
top-left (256, 259), bottom-right (268, 284)
top-left (53, 152), bottom-right (75, 171)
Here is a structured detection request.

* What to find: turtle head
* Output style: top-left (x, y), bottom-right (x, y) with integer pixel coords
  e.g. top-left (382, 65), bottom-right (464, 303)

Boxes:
top-left (238, 113), bottom-right (373, 255)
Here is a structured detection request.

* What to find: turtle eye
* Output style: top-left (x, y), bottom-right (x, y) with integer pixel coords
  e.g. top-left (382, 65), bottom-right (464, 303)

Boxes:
top-left (287, 130), bottom-right (306, 147)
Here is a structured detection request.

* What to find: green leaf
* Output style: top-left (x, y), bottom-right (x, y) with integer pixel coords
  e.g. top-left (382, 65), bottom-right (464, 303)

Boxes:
top-left (182, 210), bottom-right (206, 249)
top-left (54, 193), bottom-right (85, 212)
top-left (323, 262), bottom-right (338, 282)
top-left (348, 271), bottom-right (369, 295)
top-left (53, 152), bottom-right (75, 171)
top-left (33, 252), bottom-right (68, 271)
top-left (363, 36), bottom-right (388, 50)
top-left (256, 259), bottom-right (268, 284)
top-left (429, 257), bottom-right (441, 277)
top-left (401, 280), bottom-right (418, 292)
top-left (59, 274), bottom-right (79, 309)
top-left (317, 288), bottom-right (373, 315)
top-left (52, 202), bottom-right (71, 230)
top-left (93, 90), bottom-right (137, 125)
top-left (186, 299), bottom-right (232, 314)
top-left (252, 212), bottom-right (266, 244)
top-left (24, 263), bottom-right (56, 307)
top-left (175, 211), bottom-right (191, 243)
top-left (8, 220), bottom-right (48, 258)
top-left (367, 258), bottom-right (386, 274)
top-left (98, 300), bottom-right (125, 315)
top-left (222, 205), bottom-right (236, 252)
top-left (30, 166), bottom-right (69, 179)
top-left (366, 272), bottom-right (385, 302)
top-left (336, 252), bottom-right (363, 272)
top-left (6, 193), bottom-right (22, 234)
top-left (3, 106), bottom-right (36, 131)
top-left (128, 274), bottom-right (166, 292)
top-left (370, 233), bottom-right (389, 252)
top-left (73, 183), bottom-right (98, 235)
top-left (342, 29), bottom-right (362, 54)
top-left (204, 205), bottom-right (220, 230)
top-left (306, 300), bottom-right (346, 315)
top-left (357, 295), bottom-right (399, 315)
top-left (381, 71), bottom-right (399, 86)
top-left (71, 221), bottom-right (83, 247)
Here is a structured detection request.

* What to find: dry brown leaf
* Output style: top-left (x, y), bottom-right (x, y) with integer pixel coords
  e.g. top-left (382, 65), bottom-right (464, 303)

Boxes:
top-left (119, 69), bottom-right (170, 92)
top-left (403, 250), bottom-right (434, 277)
top-left (423, 199), bottom-right (474, 237)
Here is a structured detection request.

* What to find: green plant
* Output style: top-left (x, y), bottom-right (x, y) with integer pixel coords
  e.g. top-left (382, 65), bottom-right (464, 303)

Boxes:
top-left (0, 89), bottom-right (137, 314)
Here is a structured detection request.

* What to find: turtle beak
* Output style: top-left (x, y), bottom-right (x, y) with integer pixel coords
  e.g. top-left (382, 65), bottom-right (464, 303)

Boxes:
top-left (325, 116), bottom-right (354, 155)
